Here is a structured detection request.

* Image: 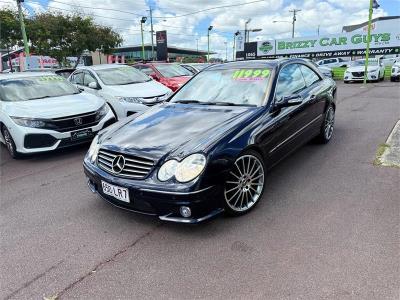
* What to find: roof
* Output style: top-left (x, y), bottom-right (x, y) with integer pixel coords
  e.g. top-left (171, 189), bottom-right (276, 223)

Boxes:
top-left (342, 16), bottom-right (400, 32)
top-left (0, 72), bottom-right (58, 80)
top-left (76, 64), bottom-right (128, 70)
top-left (114, 44), bottom-right (216, 55)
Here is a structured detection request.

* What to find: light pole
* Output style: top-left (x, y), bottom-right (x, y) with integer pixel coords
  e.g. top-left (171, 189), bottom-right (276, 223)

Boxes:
top-left (140, 16), bottom-right (147, 61)
top-left (16, 0), bottom-right (30, 68)
top-left (273, 19), bottom-right (292, 38)
top-left (247, 28), bottom-right (262, 42)
top-left (233, 31), bottom-right (240, 61)
top-left (244, 18), bottom-right (251, 43)
top-left (224, 41), bottom-right (228, 62)
top-left (207, 25), bottom-right (213, 62)
top-left (289, 9), bottom-right (301, 38)
top-left (148, 8), bottom-right (154, 60)
top-left (196, 38), bottom-right (199, 52)
top-left (317, 25), bottom-right (320, 36)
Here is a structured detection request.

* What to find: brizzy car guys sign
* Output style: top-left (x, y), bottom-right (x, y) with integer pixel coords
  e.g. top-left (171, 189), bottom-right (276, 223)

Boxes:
top-left (253, 30), bottom-right (400, 59)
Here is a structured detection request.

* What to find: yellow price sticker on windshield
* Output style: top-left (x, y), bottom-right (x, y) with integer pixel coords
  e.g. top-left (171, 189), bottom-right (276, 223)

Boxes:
top-left (232, 69), bottom-right (270, 80)
top-left (38, 76), bottom-right (64, 82)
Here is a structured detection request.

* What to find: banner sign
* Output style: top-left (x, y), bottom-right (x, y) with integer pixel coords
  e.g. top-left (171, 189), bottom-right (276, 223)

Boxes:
top-left (241, 29), bottom-right (400, 59)
top-left (236, 33), bottom-right (244, 52)
top-left (156, 31), bottom-right (168, 61)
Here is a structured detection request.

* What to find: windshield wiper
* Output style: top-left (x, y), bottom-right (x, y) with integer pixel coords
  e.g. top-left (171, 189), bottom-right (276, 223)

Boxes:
top-left (120, 81), bottom-right (143, 85)
top-left (203, 101), bottom-right (256, 107)
top-left (29, 95), bottom-right (52, 100)
top-left (174, 100), bottom-right (202, 104)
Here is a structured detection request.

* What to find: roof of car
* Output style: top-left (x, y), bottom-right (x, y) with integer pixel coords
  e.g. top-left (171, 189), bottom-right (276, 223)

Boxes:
top-left (0, 72), bottom-right (59, 80)
top-left (76, 64), bottom-right (129, 71)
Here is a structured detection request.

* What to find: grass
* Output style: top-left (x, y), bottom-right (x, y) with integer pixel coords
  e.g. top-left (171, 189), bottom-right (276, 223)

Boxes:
top-left (373, 143), bottom-right (390, 166)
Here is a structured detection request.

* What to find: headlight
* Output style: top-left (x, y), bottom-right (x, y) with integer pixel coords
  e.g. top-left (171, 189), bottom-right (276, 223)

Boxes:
top-left (95, 104), bottom-right (109, 121)
top-left (158, 160), bottom-right (178, 181)
top-left (11, 117), bottom-right (46, 128)
top-left (87, 135), bottom-right (100, 163)
top-left (157, 154), bottom-right (207, 183)
top-left (175, 154), bottom-right (207, 183)
top-left (116, 96), bottom-right (144, 104)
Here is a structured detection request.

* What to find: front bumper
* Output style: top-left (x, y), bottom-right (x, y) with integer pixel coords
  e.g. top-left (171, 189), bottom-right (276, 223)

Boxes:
top-left (7, 110), bottom-right (115, 154)
top-left (344, 72), bottom-right (380, 82)
top-left (84, 161), bottom-right (224, 224)
top-left (391, 74), bottom-right (400, 81)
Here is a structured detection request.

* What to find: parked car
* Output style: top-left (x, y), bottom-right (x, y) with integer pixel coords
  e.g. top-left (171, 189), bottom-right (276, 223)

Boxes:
top-left (0, 72), bottom-right (115, 158)
top-left (68, 64), bottom-right (172, 120)
top-left (391, 61), bottom-right (400, 82)
top-left (181, 63), bottom-right (212, 74)
top-left (380, 54), bottom-right (400, 67)
top-left (133, 62), bottom-right (192, 91)
top-left (316, 57), bottom-right (349, 68)
top-left (344, 58), bottom-right (385, 83)
top-left (84, 59), bottom-right (337, 223)
top-left (23, 68), bottom-right (76, 79)
top-left (304, 59), bottom-right (332, 78)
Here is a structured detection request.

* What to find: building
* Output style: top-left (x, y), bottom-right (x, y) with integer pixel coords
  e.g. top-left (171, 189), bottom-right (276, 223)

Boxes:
top-left (342, 16), bottom-right (400, 33)
top-left (112, 44), bottom-right (213, 62)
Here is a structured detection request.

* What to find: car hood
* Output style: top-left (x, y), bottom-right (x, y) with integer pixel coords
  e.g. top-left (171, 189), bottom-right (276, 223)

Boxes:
top-left (102, 80), bottom-right (171, 97)
top-left (100, 103), bottom-right (258, 161)
top-left (2, 92), bottom-right (104, 118)
top-left (347, 65), bottom-right (379, 72)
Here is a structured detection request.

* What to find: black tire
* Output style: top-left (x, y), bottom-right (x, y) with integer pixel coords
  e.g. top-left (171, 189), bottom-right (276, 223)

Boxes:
top-left (344, 81), bottom-right (349, 84)
top-left (223, 150), bottom-right (266, 217)
top-left (316, 104), bottom-right (335, 144)
top-left (1, 126), bottom-right (20, 159)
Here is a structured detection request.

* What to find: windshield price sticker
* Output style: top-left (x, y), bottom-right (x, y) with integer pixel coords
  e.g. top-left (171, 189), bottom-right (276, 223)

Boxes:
top-left (38, 76), bottom-right (64, 82)
top-left (232, 69), bottom-right (270, 81)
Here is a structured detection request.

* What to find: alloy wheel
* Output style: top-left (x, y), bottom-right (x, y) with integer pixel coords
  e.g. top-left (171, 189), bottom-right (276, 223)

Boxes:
top-left (2, 128), bottom-right (16, 156)
top-left (324, 107), bottom-right (335, 140)
top-left (224, 154), bottom-right (265, 213)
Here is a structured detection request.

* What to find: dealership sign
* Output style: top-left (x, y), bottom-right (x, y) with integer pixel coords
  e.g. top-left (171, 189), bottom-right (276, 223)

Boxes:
top-left (246, 29), bottom-right (400, 59)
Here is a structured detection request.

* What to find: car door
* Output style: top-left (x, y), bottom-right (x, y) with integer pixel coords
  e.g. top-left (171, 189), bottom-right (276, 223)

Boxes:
top-left (266, 63), bottom-right (309, 161)
top-left (82, 71), bottom-right (100, 95)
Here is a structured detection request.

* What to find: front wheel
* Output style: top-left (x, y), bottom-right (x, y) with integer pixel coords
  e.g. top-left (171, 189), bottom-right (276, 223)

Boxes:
top-left (1, 126), bottom-right (20, 159)
top-left (223, 150), bottom-right (266, 216)
top-left (316, 105), bottom-right (335, 144)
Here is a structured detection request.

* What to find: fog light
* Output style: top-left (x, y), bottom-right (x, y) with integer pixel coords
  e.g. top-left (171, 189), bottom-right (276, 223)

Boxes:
top-left (180, 206), bottom-right (191, 218)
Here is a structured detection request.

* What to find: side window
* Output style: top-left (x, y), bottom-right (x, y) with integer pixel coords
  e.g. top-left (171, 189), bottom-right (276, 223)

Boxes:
top-left (275, 64), bottom-right (307, 102)
top-left (70, 72), bottom-right (84, 85)
top-left (84, 72), bottom-right (97, 87)
top-left (300, 65), bottom-right (321, 87)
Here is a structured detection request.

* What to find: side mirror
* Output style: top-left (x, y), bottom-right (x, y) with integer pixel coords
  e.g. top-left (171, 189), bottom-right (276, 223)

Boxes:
top-left (88, 82), bottom-right (100, 89)
top-left (274, 94), bottom-right (302, 110)
top-left (149, 73), bottom-right (158, 80)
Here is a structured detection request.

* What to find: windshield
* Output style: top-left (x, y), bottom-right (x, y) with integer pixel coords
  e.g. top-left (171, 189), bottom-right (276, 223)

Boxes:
top-left (170, 68), bottom-right (272, 106)
top-left (0, 75), bottom-right (79, 102)
top-left (96, 67), bottom-right (151, 85)
top-left (352, 60), bottom-right (379, 66)
top-left (192, 63), bottom-right (211, 71)
top-left (154, 64), bottom-right (192, 78)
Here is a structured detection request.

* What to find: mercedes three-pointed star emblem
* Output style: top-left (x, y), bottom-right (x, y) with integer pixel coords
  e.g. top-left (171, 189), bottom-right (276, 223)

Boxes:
top-left (111, 155), bottom-right (125, 174)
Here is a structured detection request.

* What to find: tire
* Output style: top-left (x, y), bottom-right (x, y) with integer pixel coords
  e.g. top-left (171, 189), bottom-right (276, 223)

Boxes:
top-left (1, 126), bottom-right (20, 159)
top-left (344, 81), bottom-right (349, 84)
top-left (316, 104), bottom-right (335, 144)
top-left (223, 150), bottom-right (266, 216)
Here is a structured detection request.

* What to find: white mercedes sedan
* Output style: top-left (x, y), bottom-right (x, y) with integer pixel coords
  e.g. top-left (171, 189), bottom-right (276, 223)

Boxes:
top-left (0, 72), bottom-right (115, 158)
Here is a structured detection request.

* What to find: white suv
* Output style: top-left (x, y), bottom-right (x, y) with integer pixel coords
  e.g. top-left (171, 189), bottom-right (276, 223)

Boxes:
top-left (391, 62), bottom-right (400, 82)
top-left (316, 57), bottom-right (349, 68)
top-left (69, 65), bottom-right (172, 120)
top-left (0, 72), bottom-right (115, 158)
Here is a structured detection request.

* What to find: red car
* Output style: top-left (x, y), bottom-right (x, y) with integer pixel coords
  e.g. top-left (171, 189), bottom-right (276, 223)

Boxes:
top-left (133, 63), bottom-right (192, 91)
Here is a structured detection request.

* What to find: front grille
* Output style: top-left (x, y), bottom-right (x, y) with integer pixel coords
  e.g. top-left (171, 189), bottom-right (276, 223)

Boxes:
top-left (97, 149), bottom-right (155, 179)
top-left (352, 72), bottom-right (364, 77)
top-left (48, 111), bottom-right (100, 132)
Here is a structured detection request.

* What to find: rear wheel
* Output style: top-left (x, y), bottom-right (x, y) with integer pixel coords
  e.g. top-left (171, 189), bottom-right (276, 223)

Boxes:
top-left (316, 105), bottom-right (335, 144)
top-left (1, 126), bottom-right (20, 159)
top-left (223, 150), bottom-right (266, 216)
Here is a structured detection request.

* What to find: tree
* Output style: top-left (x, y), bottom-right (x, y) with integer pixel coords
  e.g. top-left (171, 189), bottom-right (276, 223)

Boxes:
top-left (27, 12), bottom-right (122, 67)
top-left (0, 8), bottom-right (22, 50)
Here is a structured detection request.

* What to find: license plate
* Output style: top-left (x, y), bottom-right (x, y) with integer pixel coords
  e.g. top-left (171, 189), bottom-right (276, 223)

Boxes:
top-left (101, 181), bottom-right (130, 203)
top-left (71, 129), bottom-right (93, 141)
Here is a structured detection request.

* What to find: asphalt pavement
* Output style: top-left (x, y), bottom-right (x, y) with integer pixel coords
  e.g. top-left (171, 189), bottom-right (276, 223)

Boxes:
top-left (1, 82), bottom-right (399, 300)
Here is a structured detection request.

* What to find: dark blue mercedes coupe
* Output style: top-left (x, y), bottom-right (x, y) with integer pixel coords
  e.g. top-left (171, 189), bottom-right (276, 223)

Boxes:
top-left (84, 59), bottom-right (337, 223)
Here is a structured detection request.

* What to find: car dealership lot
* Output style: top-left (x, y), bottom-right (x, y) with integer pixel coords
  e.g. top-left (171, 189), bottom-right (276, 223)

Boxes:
top-left (1, 82), bottom-right (399, 299)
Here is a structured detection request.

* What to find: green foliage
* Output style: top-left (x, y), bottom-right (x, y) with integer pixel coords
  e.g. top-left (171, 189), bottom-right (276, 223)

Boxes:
top-left (26, 12), bottom-right (122, 66)
top-left (0, 8), bottom-right (22, 49)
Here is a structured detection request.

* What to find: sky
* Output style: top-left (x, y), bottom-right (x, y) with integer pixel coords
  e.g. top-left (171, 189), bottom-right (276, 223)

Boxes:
top-left (1, 0), bottom-right (399, 59)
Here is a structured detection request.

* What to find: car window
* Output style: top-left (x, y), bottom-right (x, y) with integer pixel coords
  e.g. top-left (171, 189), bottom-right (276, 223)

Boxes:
top-left (154, 64), bottom-right (192, 78)
top-left (275, 64), bottom-right (307, 101)
top-left (70, 72), bottom-right (84, 85)
top-left (139, 66), bottom-right (154, 76)
top-left (84, 71), bottom-right (97, 87)
top-left (300, 65), bottom-right (320, 87)
top-left (95, 67), bottom-right (151, 85)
